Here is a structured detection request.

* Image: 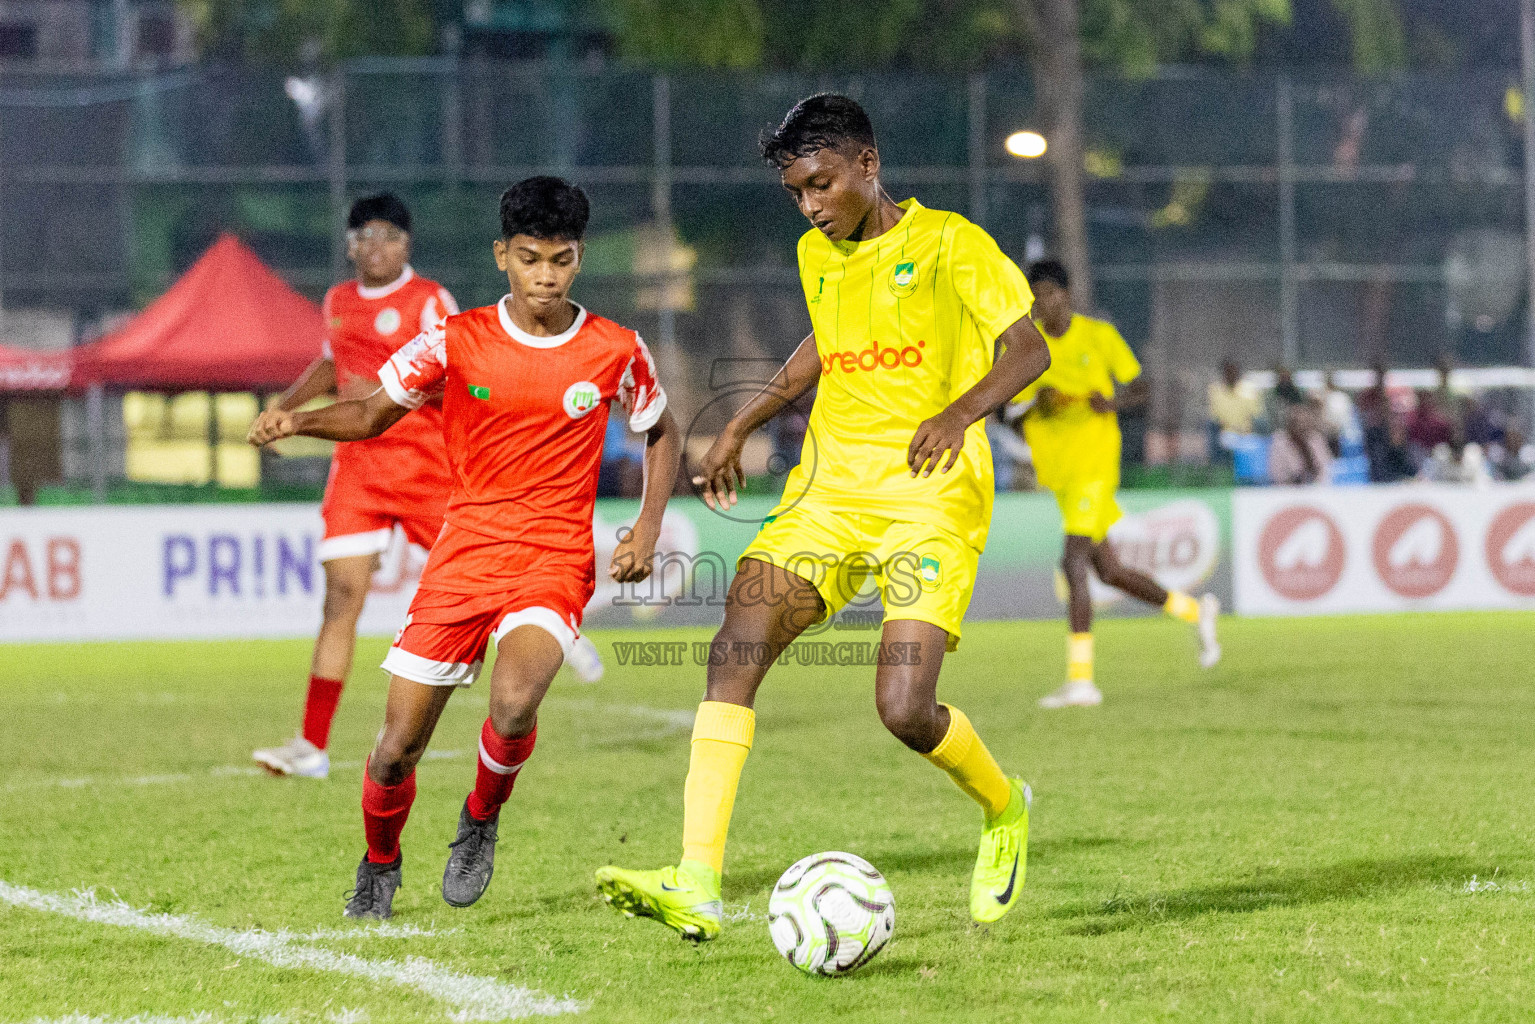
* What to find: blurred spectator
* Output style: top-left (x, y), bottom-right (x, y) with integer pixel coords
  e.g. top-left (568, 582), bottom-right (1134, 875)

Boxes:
top-left (596, 415), bottom-right (646, 498)
top-left (1208, 361), bottom-right (1262, 432)
top-left (1490, 426), bottom-right (1533, 481)
top-left (772, 403), bottom-right (810, 475)
top-left (1266, 365), bottom-right (1306, 428)
top-left (1421, 441), bottom-right (1491, 486)
top-left (1357, 361), bottom-right (1394, 482)
top-left (1406, 390), bottom-right (1455, 456)
top-left (1462, 396), bottom-right (1504, 447)
top-left (988, 408), bottom-right (1032, 491)
top-left (1206, 359), bottom-right (1263, 464)
top-left (1268, 400), bottom-right (1332, 485)
top-left (1316, 370), bottom-right (1356, 456)
top-left (1371, 415), bottom-right (1419, 482)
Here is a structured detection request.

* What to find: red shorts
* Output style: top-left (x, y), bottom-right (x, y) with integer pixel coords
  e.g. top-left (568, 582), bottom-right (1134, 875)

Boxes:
top-left (380, 524), bottom-right (595, 688)
top-left (319, 459), bottom-right (446, 563)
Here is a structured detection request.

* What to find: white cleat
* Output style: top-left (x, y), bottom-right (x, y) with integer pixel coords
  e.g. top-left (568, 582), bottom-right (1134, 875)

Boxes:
top-left (252, 736), bottom-right (330, 778)
top-left (1197, 593), bottom-right (1222, 669)
top-left (565, 635), bottom-right (606, 683)
top-left (1038, 680), bottom-right (1104, 709)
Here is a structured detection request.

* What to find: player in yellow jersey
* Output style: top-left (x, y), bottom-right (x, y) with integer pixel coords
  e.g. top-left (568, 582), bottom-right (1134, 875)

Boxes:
top-left (595, 94), bottom-right (1052, 938)
top-left (1014, 259), bottom-right (1221, 709)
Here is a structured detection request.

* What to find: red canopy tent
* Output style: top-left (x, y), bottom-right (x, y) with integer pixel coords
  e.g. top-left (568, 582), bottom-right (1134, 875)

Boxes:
top-left (0, 344), bottom-right (71, 392)
top-left (71, 233), bottom-right (323, 392)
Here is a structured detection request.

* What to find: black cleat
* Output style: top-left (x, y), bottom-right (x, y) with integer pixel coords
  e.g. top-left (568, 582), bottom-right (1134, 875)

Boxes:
top-left (344, 853), bottom-right (402, 919)
top-left (442, 800), bottom-right (499, 908)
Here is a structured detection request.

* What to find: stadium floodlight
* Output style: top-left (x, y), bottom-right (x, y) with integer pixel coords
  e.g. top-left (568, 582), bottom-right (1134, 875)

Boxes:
top-left (1005, 130), bottom-right (1048, 159)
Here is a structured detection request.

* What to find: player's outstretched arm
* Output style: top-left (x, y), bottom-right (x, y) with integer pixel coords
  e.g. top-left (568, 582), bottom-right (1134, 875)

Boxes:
top-left (268, 357), bottom-right (338, 412)
top-left (907, 315), bottom-right (1051, 477)
top-left (693, 332), bottom-right (820, 511)
top-left (611, 406), bottom-right (682, 584)
top-left (247, 388), bottom-right (410, 447)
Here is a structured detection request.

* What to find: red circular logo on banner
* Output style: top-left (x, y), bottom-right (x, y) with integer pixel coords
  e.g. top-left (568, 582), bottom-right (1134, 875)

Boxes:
top-left (1371, 504), bottom-right (1458, 598)
top-left (1486, 503), bottom-right (1535, 596)
top-left (1258, 506), bottom-right (1346, 601)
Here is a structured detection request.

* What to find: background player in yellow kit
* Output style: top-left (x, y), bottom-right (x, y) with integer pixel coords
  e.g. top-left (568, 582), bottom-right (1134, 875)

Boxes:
top-left (595, 93), bottom-right (1052, 939)
top-left (1014, 259), bottom-right (1221, 709)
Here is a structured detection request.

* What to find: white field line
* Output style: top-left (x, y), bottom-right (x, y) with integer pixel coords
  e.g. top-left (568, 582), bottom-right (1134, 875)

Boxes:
top-left (298, 923), bottom-right (457, 940)
top-left (724, 901), bottom-right (765, 924)
top-left (0, 882), bottom-right (582, 1021)
top-left (1460, 874), bottom-right (1531, 894)
top-left (554, 699), bottom-right (694, 733)
top-left (2, 751), bottom-right (464, 793)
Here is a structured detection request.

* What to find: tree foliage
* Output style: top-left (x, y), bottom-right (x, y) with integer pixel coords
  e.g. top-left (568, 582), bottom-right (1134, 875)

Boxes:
top-left (609, 0), bottom-right (1026, 71)
top-left (178, 0), bottom-right (439, 64)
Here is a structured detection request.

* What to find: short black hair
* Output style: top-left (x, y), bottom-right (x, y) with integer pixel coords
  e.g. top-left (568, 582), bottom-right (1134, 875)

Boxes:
top-left (347, 193), bottom-right (411, 233)
top-left (760, 93), bottom-right (877, 169)
top-left (1026, 259), bottom-right (1070, 291)
top-left (499, 176), bottom-right (590, 241)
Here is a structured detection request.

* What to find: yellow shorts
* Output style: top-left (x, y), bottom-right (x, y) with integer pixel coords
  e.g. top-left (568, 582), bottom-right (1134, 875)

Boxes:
top-left (740, 504), bottom-right (979, 651)
top-left (1052, 477), bottom-right (1123, 543)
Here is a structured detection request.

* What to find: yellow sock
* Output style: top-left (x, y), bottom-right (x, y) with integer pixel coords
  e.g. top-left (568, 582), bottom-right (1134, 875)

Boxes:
top-left (1067, 632), bottom-right (1094, 682)
top-left (1164, 591), bottom-right (1201, 624)
top-left (922, 704), bottom-right (1012, 821)
top-left (680, 701), bottom-right (755, 876)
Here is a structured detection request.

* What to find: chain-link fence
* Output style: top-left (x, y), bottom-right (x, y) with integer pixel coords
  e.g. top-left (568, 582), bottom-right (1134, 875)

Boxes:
top-left (2, 62), bottom-right (1530, 449)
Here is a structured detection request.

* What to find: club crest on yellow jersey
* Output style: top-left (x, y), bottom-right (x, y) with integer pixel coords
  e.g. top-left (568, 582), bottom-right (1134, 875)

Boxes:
top-left (888, 260), bottom-right (919, 297)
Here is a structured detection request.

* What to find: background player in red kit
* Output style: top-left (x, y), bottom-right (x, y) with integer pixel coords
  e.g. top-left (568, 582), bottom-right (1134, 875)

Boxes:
top-left (248, 176), bottom-right (681, 919)
top-left (252, 194), bottom-right (459, 780)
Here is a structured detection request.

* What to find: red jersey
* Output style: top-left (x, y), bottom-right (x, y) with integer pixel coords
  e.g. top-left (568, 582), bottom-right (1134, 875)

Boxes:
top-left (322, 266), bottom-right (458, 516)
top-left (378, 298), bottom-right (666, 576)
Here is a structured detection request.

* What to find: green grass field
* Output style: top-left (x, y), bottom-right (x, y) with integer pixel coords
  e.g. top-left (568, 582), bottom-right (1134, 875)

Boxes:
top-left (2, 612), bottom-right (1532, 1023)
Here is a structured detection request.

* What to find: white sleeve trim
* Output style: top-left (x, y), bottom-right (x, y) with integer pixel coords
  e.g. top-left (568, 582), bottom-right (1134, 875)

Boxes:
top-left (628, 386), bottom-right (667, 433)
top-left (378, 360), bottom-right (425, 410)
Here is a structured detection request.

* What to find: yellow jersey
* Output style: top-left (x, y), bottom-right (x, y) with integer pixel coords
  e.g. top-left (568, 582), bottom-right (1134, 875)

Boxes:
top-left (1016, 313), bottom-right (1140, 488)
top-left (781, 198), bottom-right (1033, 551)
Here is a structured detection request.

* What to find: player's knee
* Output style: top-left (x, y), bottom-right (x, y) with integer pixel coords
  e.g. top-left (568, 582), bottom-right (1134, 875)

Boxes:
top-left (322, 576), bottom-right (367, 622)
top-left (875, 691), bottom-right (938, 750)
top-left (368, 735), bottom-right (420, 785)
top-left (1061, 551), bottom-right (1090, 586)
top-left (487, 691), bottom-right (537, 739)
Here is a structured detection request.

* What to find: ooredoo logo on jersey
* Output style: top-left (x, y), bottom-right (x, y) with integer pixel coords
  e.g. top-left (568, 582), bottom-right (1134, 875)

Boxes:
top-left (1485, 502), bottom-right (1535, 596)
top-left (1257, 506), bottom-right (1345, 601)
top-left (820, 339), bottom-right (926, 375)
top-left (1371, 503), bottom-right (1457, 598)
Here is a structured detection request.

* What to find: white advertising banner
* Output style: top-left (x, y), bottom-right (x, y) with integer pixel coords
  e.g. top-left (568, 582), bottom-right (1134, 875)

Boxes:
top-left (0, 502), bottom-right (705, 643)
top-left (1233, 483), bottom-right (1535, 616)
top-left (0, 504), bottom-right (425, 642)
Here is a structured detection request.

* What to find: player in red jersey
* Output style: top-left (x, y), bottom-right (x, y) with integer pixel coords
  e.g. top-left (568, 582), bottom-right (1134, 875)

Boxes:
top-left (248, 177), bottom-right (680, 918)
top-left (252, 194), bottom-right (460, 780)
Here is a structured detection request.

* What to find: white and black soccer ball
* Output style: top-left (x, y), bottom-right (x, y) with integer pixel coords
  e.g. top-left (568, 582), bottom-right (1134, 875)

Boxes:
top-left (767, 851), bottom-right (895, 977)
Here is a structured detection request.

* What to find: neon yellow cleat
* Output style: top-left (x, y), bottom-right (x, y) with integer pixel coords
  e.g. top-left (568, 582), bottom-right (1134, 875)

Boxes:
top-left (970, 778), bottom-right (1031, 924)
top-left (595, 859), bottom-right (723, 941)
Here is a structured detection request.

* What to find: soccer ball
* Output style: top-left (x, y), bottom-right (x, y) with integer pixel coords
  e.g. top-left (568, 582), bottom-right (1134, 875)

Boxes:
top-left (767, 851), bottom-right (895, 977)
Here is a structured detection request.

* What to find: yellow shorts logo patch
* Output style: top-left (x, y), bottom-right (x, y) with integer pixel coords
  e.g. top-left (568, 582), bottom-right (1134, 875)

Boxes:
top-left (919, 555), bottom-right (942, 590)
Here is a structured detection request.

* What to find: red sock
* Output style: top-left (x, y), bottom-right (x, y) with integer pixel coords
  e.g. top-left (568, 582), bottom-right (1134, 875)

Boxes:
top-left (466, 718), bottom-right (536, 822)
top-left (301, 674), bottom-right (345, 750)
top-left (361, 761), bottom-right (416, 864)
